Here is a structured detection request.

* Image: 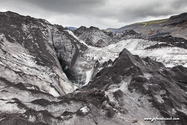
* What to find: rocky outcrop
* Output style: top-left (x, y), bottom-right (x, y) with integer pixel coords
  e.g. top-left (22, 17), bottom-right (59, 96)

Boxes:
top-left (74, 26), bottom-right (143, 47)
top-left (52, 26), bottom-right (88, 84)
top-left (74, 26), bottom-right (111, 47)
top-left (164, 13), bottom-right (187, 27)
top-left (82, 48), bottom-right (187, 125)
top-left (147, 35), bottom-right (187, 49)
top-left (0, 11), bottom-right (76, 97)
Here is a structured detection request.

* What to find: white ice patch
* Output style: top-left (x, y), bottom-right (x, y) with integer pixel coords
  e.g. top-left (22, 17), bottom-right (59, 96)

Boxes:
top-left (48, 87), bottom-right (60, 97)
top-left (80, 106), bottom-right (90, 114)
top-left (85, 67), bottom-right (94, 85)
top-left (143, 73), bottom-right (152, 80)
top-left (0, 32), bottom-right (76, 96)
top-left (154, 95), bottom-right (164, 103)
top-left (104, 39), bottom-right (187, 67)
top-left (0, 100), bottom-right (26, 114)
top-left (65, 29), bottom-right (95, 48)
top-left (176, 104), bottom-right (187, 115)
top-left (65, 30), bottom-right (79, 41)
top-left (131, 47), bottom-right (187, 67)
top-left (105, 39), bottom-right (157, 52)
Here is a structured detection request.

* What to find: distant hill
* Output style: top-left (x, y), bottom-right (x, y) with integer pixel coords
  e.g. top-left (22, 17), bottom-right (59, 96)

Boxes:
top-left (117, 13), bottom-right (187, 39)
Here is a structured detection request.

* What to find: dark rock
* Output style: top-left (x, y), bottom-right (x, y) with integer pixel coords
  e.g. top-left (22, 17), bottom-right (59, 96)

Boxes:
top-left (148, 35), bottom-right (187, 49)
top-left (31, 99), bottom-right (51, 107)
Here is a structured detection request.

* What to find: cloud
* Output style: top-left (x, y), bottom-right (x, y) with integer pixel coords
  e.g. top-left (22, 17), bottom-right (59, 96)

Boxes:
top-left (170, 0), bottom-right (187, 9)
top-left (23, 0), bottom-right (106, 16)
top-left (113, 0), bottom-right (187, 24)
top-left (0, 0), bottom-right (187, 28)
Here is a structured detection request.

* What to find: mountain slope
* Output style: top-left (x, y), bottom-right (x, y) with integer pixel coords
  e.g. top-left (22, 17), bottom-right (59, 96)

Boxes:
top-left (117, 13), bottom-right (187, 39)
top-left (0, 11), bottom-right (76, 96)
top-left (84, 48), bottom-right (187, 125)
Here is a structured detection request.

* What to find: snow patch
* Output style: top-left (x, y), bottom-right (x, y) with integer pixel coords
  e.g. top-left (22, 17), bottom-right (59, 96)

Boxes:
top-left (131, 47), bottom-right (187, 67)
top-left (154, 95), bottom-right (164, 103)
top-left (143, 73), bottom-right (152, 80)
top-left (80, 106), bottom-right (90, 114)
top-left (0, 100), bottom-right (26, 114)
top-left (85, 67), bottom-right (94, 85)
top-left (65, 30), bottom-right (90, 47)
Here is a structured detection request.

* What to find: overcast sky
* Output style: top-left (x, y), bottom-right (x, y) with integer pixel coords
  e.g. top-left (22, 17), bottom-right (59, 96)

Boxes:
top-left (0, 0), bottom-right (187, 29)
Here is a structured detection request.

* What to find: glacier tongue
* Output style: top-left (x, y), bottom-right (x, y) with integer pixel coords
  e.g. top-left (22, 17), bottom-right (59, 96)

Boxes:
top-left (64, 30), bottom-right (120, 86)
top-left (65, 30), bottom-right (187, 86)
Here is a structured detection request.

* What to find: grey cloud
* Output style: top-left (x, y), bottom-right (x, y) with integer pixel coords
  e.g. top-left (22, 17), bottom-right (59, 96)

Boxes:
top-left (170, 0), bottom-right (187, 9)
top-left (117, 0), bottom-right (186, 24)
top-left (0, 0), bottom-right (186, 28)
top-left (23, 0), bottom-right (106, 15)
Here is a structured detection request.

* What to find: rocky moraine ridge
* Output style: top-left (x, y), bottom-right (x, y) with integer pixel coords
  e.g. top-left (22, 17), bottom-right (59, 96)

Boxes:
top-left (0, 11), bottom-right (187, 125)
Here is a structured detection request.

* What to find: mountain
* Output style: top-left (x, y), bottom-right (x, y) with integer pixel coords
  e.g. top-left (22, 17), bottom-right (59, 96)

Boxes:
top-left (74, 26), bottom-right (112, 47)
top-left (74, 26), bottom-right (142, 47)
top-left (117, 13), bottom-right (187, 39)
top-left (0, 11), bottom-right (187, 125)
top-left (72, 14), bottom-right (187, 67)
top-left (82, 48), bottom-right (187, 125)
top-left (0, 11), bottom-right (77, 97)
